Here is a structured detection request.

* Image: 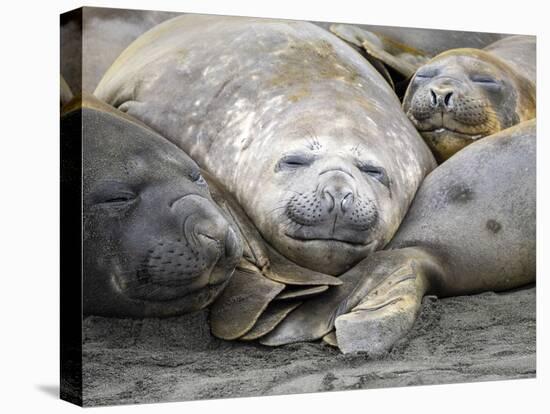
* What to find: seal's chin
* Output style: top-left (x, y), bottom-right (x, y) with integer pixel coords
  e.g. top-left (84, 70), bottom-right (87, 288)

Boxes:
top-left (276, 233), bottom-right (378, 275)
top-left (419, 127), bottom-right (493, 161)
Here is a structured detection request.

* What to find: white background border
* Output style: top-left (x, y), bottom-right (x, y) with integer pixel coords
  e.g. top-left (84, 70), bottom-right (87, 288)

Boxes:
top-left (1, 0), bottom-right (547, 412)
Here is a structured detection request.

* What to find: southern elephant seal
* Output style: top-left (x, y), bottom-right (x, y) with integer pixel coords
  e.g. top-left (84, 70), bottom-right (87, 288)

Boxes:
top-left (95, 15), bottom-right (436, 278)
top-left (402, 35), bottom-right (536, 162)
top-left (62, 94), bottom-right (242, 318)
top-left (328, 28), bottom-right (536, 161)
top-left (272, 120), bottom-right (535, 354)
top-left (327, 24), bottom-right (507, 95)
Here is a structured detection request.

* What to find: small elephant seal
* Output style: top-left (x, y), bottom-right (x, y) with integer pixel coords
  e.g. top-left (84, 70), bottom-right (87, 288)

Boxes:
top-left (62, 94), bottom-right (242, 318)
top-left (267, 120), bottom-right (535, 354)
top-left (402, 35), bottom-right (536, 162)
top-left (95, 15), bottom-right (436, 276)
top-left (328, 24), bottom-right (507, 96)
top-left (328, 28), bottom-right (536, 159)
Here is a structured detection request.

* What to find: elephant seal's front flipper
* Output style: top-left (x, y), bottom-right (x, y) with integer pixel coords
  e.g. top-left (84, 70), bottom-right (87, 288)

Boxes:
top-left (322, 331), bottom-right (338, 347)
top-left (328, 23), bottom-right (385, 50)
top-left (335, 120), bottom-right (536, 354)
top-left (275, 285), bottom-right (329, 301)
top-left (327, 24), bottom-right (395, 88)
top-left (329, 24), bottom-right (427, 79)
top-left (210, 263), bottom-right (284, 340)
top-left (361, 37), bottom-right (420, 79)
top-left (240, 301), bottom-right (302, 341)
top-left (259, 260), bottom-right (378, 346)
top-left (334, 248), bottom-right (433, 356)
top-left (323, 249), bottom-right (432, 352)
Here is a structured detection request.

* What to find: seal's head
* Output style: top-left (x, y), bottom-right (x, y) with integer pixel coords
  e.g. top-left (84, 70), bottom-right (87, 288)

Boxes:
top-left (267, 136), bottom-right (389, 275)
top-left (235, 104), bottom-right (435, 276)
top-left (403, 49), bottom-right (535, 162)
top-left (64, 97), bottom-right (242, 318)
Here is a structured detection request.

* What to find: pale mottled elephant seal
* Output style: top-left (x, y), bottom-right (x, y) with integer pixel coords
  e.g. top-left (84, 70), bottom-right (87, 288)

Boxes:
top-left (95, 14), bottom-right (436, 277)
top-left (269, 120), bottom-right (535, 354)
top-left (62, 94), bottom-right (242, 317)
top-left (402, 35), bottom-right (536, 162)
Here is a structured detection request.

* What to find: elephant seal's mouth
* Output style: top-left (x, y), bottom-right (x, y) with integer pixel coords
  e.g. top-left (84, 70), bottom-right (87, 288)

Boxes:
top-left (285, 233), bottom-right (375, 248)
top-left (115, 269), bottom-right (213, 302)
top-left (114, 237), bottom-right (229, 302)
top-left (421, 127), bottom-right (486, 141)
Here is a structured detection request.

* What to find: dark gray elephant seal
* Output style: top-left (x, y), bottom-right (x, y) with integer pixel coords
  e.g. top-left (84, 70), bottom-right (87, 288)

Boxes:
top-left (402, 35), bottom-right (536, 162)
top-left (95, 15), bottom-right (436, 277)
top-left (267, 120), bottom-right (535, 354)
top-left (62, 94), bottom-right (242, 318)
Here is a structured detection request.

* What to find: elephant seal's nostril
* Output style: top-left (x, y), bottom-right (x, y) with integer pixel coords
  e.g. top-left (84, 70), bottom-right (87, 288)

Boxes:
top-left (429, 85), bottom-right (455, 110)
top-left (430, 89), bottom-right (437, 107)
top-left (444, 91), bottom-right (453, 107)
top-left (196, 232), bottom-right (218, 245)
top-left (321, 177), bottom-right (355, 215)
top-left (341, 192), bottom-right (354, 213)
top-left (322, 190), bottom-right (335, 212)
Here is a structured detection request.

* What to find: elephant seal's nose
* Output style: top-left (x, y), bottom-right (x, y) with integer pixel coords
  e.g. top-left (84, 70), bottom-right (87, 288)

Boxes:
top-left (171, 194), bottom-right (229, 248)
top-left (193, 213), bottom-right (229, 248)
top-left (321, 178), bottom-right (355, 214)
top-left (429, 84), bottom-right (455, 109)
top-left (171, 194), bottom-right (242, 285)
